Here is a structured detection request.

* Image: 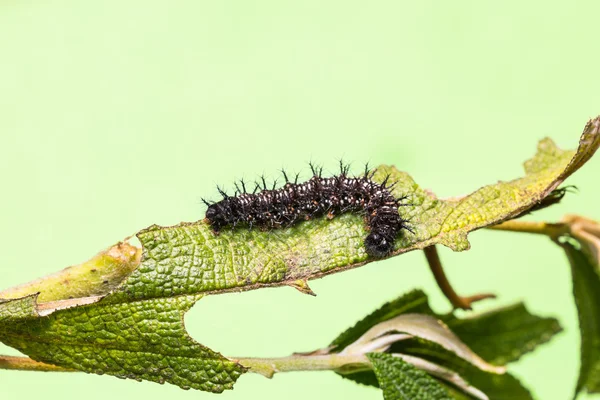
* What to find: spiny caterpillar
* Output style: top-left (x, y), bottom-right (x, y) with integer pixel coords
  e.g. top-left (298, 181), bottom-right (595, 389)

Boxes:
top-left (203, 162), bottom-right (411, 257)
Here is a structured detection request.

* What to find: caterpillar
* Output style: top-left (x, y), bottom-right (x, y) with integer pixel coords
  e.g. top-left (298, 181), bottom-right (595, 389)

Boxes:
top-left (203, 163), bottom-right (411, 257)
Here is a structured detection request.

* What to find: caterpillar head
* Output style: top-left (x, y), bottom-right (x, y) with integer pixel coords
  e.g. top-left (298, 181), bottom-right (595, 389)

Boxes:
top-left (205, 202), bottom-right (233, 231)
top-left (364, 231), bottom-right (394, 258)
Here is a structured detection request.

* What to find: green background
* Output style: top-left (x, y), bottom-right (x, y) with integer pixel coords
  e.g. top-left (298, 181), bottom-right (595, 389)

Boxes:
top-left (0, 1), bottom-right (599, 399)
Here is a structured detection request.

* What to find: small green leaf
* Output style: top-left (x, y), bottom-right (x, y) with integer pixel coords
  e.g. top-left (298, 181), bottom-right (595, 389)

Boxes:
top-left (446, 303), bottom-right (562, 365)
top-left (340, 313), bottom-right (504, 375)
top-left (562, 240), bottom-right (600, 396)
top-left (332, 290), bottom-right (561, 366)
top-left (331, 290), bottom-right (432, 351)
top-left (0, 294), bottom-right (244, 392)
top-left (391, 338), bottom-right (532, 400)
top-left (367, 352), bottom-right (452, 400)
top-left (332, 290), bottom-right (560, 399)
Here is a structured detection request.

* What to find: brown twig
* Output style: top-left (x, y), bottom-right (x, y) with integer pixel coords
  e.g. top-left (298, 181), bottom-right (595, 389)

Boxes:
top-left (0, 355), bottom-right (73, 372)
top-left (423, 245), bottom-right (496, 310)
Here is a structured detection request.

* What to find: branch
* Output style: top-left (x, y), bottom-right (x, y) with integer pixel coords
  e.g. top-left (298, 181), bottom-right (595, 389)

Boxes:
top-left (487, 220), bottom-right (568, 239)
top-left (234, 353), bottom-right (368, 378)
top-left (423, 246), bottom-right (495, 310)
top-left (0, 355), bottom-right (73, 372)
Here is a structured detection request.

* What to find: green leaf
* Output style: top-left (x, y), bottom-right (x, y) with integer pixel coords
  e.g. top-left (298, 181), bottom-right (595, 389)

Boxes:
top-left (332, 290), bottom-right (560, 399)
top-left (0, 294), bottom-right (244, 392)
top-left (0, 118), bottom-right (595, 393)
top-left (0, 295), bottom-right (38, 322)
top-left (446, 303), bottom-right (562, 365)
top-left (332, 290), bottom-right (561, 366)
top-left (438, 381), bottom-right (474, 400)
top-left (391, 338), bottom-right (533, 400)
top-left (331, 289), bottom-right (433, 351)
top-left (367, 352), bottom-right (452, 400)
top-left (117, 117), bottom-right (600, 301)
top-left (339, 313), bottom-right (504, 375)
top-left (344, 343), bottom-right (532, 399)
top-left (562, 240), bottom-right (600, 396)
top-left (0, 242), bottom-right (141, 303)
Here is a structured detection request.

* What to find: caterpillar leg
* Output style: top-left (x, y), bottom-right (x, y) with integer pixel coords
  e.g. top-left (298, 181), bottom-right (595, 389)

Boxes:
top-left (423, 245), bottom-right (496, 310)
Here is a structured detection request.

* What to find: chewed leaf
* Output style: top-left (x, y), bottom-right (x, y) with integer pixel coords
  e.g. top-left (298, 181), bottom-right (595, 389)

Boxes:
top-left (0, 242), bottom-right (141, 303)
top-left (113, 117), bottom-right (600, 301)
top-left (0, 294), bottom-right (245, 392)
top-left (0, 118), bottom-right (594, 394)
top-left (1, 119), bottom-right (597, 304)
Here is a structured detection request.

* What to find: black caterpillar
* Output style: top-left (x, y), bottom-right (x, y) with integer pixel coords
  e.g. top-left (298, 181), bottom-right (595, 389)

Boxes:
top-left (203, 163), bottom-right (411, 257)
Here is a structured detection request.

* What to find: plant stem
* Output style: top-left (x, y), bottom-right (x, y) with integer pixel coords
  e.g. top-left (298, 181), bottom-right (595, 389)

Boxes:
top-left (233, 353), bottom-right (368, 378)
top-left (0, 352), bottom-right (368, 377)
top-left (0, 355), bottom-right (73, 372)
top-left (487, 220), bottom-right (568, 239)
top-left (424, 245), bottom-right (495, 310)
